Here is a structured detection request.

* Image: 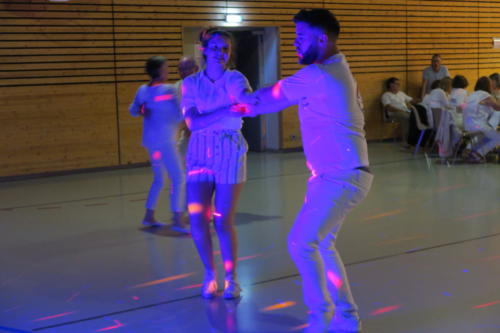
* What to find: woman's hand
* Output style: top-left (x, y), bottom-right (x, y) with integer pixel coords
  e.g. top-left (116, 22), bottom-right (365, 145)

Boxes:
top-left (230, 103), bottom-right (259, 118)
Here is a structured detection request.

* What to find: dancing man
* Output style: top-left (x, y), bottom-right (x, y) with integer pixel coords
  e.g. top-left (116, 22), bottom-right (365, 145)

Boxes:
top-left (235, 9), bottom-right (373, 333)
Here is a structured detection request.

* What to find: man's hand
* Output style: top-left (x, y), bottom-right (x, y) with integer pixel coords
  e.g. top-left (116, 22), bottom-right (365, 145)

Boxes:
top-left (238, 92), bottom-right (260, 106)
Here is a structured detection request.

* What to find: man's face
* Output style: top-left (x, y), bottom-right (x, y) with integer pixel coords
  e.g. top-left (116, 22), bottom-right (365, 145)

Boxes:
top-left (390, 80), bottom-right (401, 92)
top-left (431, 56), bottom-right (441, 72)
top-left (294, 22), bottom-right (321, 65)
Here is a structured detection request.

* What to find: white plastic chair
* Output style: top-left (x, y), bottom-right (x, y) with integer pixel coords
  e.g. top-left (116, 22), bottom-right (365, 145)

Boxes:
top-left (412, 103), bottom-right (433, 156)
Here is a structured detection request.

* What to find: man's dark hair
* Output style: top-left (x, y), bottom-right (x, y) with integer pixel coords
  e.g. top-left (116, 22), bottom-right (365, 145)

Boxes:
top-left (293, 9), bottom-right (340, 38)
top-left (475, 76), bottom-right (492, 94)
top-left (452, 75), bottom-right (468, 89)
top-left (386, 77), bottom-right (399, 90)
top-left (145, 56), bottom-right (167, 79)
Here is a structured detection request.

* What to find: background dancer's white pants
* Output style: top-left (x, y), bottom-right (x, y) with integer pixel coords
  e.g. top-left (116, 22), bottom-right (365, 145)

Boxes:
top-left (288, 168), bottom-right (373, 332)
top-left (145, 142), bottom-right (185, 213)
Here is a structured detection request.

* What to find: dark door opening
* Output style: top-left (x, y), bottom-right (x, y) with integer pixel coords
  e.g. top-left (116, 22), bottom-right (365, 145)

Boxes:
top-left (231, 30), bottom-right (263, 152)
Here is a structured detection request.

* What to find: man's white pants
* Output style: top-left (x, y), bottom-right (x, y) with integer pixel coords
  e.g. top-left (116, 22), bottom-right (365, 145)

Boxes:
top-left (288, 168), bottom-right (373, 332)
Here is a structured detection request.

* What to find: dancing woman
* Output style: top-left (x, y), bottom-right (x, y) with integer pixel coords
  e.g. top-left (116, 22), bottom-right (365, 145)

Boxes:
top-left (181, 29), bottom-right (254, 299)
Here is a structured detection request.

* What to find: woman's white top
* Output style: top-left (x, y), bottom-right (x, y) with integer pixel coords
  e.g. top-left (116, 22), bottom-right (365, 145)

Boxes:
top-left (449, 88), bottom-right (468, 129)
top-left (464, 90), bottom-right (495, 131)
top-left (450, 88), bottom-right (468, 108)
top-left (129, 84), bottom-right (182, 148)
top-left (181, 69), bottom-right (251, 132)
top-left (425, 88), bottom-right (452, 110)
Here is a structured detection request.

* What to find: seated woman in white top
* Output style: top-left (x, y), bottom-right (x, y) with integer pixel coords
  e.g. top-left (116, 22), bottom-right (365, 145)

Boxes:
top-left (422, 79), bottom-right (439, 104)
top-left (489, 73), bottom-right (500, 101)
top-left (423, 77), bottom-right (453, 128)
top-left (381, 77), bottom-right (413, 144)
top-left (449, 75), bottom-right (469, 129)
top-left (463, 76), bottom-right (500, 162)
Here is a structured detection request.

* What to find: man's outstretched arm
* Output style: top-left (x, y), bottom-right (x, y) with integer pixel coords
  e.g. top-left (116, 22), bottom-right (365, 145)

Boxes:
top-left (242, 82), bottom-right (297, 117)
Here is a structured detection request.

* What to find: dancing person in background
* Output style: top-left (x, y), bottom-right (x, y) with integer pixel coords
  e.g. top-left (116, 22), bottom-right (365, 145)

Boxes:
top-left (129, 56), bottom-right (188, 233)
top-left (175, 56), bottom-right (200, 156)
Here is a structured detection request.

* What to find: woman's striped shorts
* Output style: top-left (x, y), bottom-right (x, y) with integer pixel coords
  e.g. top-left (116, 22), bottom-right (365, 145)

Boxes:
top-left (186, 129), bottom-right (248, 184)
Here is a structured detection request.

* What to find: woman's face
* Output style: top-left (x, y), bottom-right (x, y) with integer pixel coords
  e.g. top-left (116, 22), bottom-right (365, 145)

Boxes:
top-left (487, 78), bottom-right (494, 92)
top-left (204, 35), bottom-right (232, 67)
top-left (491, 79), bottom-right (499, 90)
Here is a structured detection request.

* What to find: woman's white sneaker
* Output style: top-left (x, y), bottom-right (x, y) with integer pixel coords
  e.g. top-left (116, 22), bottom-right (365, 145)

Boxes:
top-left (201, 280), bottom-right (218, 299)
top-left (223, 280), bottom-right (241, 299)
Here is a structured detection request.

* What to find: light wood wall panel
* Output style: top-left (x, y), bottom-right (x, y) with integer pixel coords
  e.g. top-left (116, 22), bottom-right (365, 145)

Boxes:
top-left (2, 0), bottom-right (500, 177)
top-left (0, 0), bottom-right (119, 178)
top-left (479, 1), bottom-right (500, 79)
top-left (0, 84), bottom-right (119, 176)
top-left (406, 0), bottom-right (480, 99)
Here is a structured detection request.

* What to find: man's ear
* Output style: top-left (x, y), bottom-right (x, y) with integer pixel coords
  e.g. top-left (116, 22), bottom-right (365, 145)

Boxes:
top-left (318, 32), bottom-right (329, 45)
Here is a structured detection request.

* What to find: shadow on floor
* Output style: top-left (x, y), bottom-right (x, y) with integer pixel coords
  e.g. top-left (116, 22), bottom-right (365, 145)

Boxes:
top-left (140, 213), bottom-right (282, 237)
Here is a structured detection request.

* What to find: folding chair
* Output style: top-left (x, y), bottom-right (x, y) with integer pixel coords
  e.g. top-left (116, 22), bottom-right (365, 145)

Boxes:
top-left (381, 103), bottom-right (399, 143)
top-left (451, 130), bottom-right (484, 164)
top-left (412, 103), bottom-right (433, 156)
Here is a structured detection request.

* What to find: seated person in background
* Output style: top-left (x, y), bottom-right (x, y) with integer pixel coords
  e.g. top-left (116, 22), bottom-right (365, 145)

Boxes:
top-left (489, 73), bottom-right (500, 101)
top-left (449, 75), bottom-right (469, 129)
top-left (381, 77), bottom-right (413, 146)
top-left (423, 77), bottom-right (453, 128)
top-left (450, 75), bottom-right (468, 108)
top-left (422, 79), bottom-right (441, 105)
top-left (421, 54), bottom-right (450, 100)
top-left (463, 76), bottom-right (500, 162)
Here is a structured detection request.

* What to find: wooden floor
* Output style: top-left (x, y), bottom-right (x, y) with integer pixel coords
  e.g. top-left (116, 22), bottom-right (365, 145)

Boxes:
top-left (0, 143), bottom-right (499, 333)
